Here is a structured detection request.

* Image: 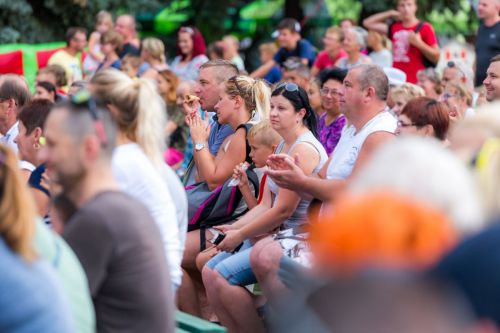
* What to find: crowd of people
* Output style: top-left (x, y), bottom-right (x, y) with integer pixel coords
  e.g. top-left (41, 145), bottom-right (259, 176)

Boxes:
top-left (0, 0), bottom-right (500, 332)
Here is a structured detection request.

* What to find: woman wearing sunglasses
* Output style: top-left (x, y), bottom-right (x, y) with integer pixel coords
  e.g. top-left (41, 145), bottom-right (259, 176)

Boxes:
top-left (170, 26), bottom-right (209, 81)
top-left (202, 82), bottom-right (328, 333)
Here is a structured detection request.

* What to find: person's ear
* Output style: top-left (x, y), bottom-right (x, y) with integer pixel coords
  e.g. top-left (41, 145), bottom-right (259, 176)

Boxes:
top-left (422, 124), bottom-right (434, 137)
top-left (234, 95), bottom-right (244, 109)
top-left (297, 108), bottom-right (307, 121)
top-left (33, 127), bottom-right (43, 142)
top-left (83, 135), bottom-right (101, 162)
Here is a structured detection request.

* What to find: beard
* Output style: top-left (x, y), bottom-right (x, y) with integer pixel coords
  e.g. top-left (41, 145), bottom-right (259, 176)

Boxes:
top-left (54, 164), bottom-right (87, 195)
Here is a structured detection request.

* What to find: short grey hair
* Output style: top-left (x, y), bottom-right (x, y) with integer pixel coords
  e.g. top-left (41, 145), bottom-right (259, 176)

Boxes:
top-left (354, 64), bottom-right (389, 101)
top-left (348, 27), bottom-right (368, 50)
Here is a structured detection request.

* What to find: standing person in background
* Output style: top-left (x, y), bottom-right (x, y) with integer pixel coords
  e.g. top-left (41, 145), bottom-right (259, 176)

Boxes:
top-left (140, 38), bottom-right (169, 79)
top-left (367, 30), bottom-right (392, 68)
top-left (363, 0), bottom-right (440, 83)
top-left (251, 18), bottom-right (316, 79)
top-left (96, 30), bottom-right (123, 71)
top-left (259, 42), bottom-right (282, 84)
top-left (115, 15), bottom-right (140, 58)
top-left (170, 26), bottom-right (209, 81)
top-left (474, 0), bottom-right (500, 87)
top-left (83, 10), bottom-right (113, 77)
top-left (48, 27), bottom-right (87, 87)
top-left (335, 27), bottom-right (372, 70)
top-left (222, 35), bottom-right (245, 71)
top-left (0, 145), bottom-right (75, 333)
top-left (311, 27), bottom-right (347, 78)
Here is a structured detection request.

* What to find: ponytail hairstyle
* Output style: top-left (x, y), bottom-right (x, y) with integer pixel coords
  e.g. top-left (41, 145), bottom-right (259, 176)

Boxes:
top-left (90, 69), bottom-right (166, 167)
top-left (225, 75), bottom-right (270, 123)
top-left (0, 145), bottom-right (36, 262)
top-left (142, 37), bottom-right (167, 64)
top-left (272, 82), bottom-right (318, 138)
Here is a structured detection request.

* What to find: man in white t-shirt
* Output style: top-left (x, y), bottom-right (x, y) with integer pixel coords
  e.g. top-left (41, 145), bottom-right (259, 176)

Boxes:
top-left (250, 66), bottom-right (397, 318)
top-left (0, 75), bottom-right (31, 154)
top-left (266, 64), bottom-right (397, 202)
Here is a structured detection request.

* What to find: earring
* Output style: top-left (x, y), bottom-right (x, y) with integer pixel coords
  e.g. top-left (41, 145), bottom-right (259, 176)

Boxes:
top-left (34, 142), bottom-right (40, 150)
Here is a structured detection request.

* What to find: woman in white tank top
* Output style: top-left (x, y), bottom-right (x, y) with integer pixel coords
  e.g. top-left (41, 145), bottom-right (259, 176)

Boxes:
top-left (202, 83), bottom-right (327, 333)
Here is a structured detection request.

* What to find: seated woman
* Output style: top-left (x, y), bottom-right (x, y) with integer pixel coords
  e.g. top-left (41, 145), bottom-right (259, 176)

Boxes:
top-left (335, 27), bottom-right (371, 70)
top-left (34, 81), bottom-right (57, 103)
top-left (441, 82), bottom-right (474, 124)
top-left (396, 97), bottom-right (450, 141)
top-left (201, 83), bottom-right (328, 333)
top-left (390, 83), bottom-right (425, 116)
top-left (170, 26), bottom-right (209, 81)
top-left (15, 99), bottom-right (54, 220)
top-left (179, 75), bottom-right (270, 316)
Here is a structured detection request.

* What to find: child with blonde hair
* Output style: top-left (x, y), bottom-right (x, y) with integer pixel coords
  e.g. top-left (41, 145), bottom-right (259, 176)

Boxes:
top-left (83, 10), bottom-right (113, 76)
top-left (232, 121), bottom-right (281, 209)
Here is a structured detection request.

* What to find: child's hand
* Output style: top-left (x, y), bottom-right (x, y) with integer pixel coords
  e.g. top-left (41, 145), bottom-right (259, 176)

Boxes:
top-left (232, 162), bottom-right (250, 188)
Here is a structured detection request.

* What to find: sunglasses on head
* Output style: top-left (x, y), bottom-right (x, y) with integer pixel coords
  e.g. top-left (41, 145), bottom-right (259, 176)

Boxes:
top-left (180, 26), bottom-right (194, 35)
top-left (71, 90), bottom-right (108, 146)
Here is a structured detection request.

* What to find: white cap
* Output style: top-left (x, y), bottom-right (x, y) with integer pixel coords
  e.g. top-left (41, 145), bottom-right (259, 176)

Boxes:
top-left (384, 67), bottom-right (407, 87)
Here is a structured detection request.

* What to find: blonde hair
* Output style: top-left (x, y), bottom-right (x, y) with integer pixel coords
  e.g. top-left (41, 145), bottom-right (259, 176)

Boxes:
top-left (391, 83), bottom-right (425, 103)
top-left (91, 69), bottom-right (166, 167)
top-left (259, 42), bottom-right (278, 57)
top-left (0, 145), bottom-right (36, 262)
top-left (248, 121), bottom-right (281, 147)
top-left (158, 69), bottom-right (179, 105)
top-left (445, 82), bottom-right (473, 107)
top-left (326, 26), bottom-right (344, 42)
top-left (96, 10), bottom-right (113, 29)
top-left (142, 38), bottom-right (166, 64)
top-left (225, 75), bottom-right (271, 122)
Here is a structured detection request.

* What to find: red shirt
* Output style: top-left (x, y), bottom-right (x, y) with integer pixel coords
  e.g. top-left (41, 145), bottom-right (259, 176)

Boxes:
top-left (390, 21), bottom-right (438, 83)
top-left (313, 49), bottom-right (348, 71)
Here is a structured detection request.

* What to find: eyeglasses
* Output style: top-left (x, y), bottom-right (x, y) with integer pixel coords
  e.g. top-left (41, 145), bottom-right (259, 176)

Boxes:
top-left (441, 92), bottom-right (456, 100)
top-left (320, 88), bottom-right (341, 96)
top-left (71, 90), bottom-right (108, 146)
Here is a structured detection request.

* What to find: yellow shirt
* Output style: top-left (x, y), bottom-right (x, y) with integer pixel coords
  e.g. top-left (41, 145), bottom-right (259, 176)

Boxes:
top-left (48, 50), bottom-right (83, 86)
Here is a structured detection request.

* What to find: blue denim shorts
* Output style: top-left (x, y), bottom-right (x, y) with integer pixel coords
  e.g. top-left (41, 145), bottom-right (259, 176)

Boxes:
top-left (206, 240), bottom-right (257, 286)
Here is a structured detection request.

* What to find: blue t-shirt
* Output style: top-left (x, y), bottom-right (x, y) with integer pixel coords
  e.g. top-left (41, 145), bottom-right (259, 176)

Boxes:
top-left (0, 238), bottom-right (74, 332)
top-left (273, 39), bottom-right (316, 67)
top-left (264, 65), bottom-right (282, 84)
top-left (208, 115), bottom-right (234, 155)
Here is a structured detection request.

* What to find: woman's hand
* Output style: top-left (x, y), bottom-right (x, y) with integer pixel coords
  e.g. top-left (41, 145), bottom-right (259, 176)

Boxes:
top-left (186, 111), bottom-right (211, 143)
top-left (216, 229), bottom-right (244, 253)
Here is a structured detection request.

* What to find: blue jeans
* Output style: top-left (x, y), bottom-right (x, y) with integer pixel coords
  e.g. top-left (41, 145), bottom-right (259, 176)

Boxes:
top-left (206, 240), bottom-right (257, 286)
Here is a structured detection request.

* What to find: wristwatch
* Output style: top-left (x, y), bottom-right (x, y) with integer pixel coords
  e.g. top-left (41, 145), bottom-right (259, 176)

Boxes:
top-left (195, 142), bottom-right (207, 151)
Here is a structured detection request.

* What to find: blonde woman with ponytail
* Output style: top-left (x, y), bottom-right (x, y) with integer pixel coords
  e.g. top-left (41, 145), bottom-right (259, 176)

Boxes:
top-left (179, 75), bottom-right (270, 315)
top-left (90, 69), bottom-right (186, 292)
top-left (0, 144), bottom-right (74, 332)
top-left (141, 37), bottom-right (169, 80)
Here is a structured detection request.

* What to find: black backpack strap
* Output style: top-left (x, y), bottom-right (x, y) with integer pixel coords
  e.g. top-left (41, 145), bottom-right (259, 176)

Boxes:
top-left (236, 123), bottom-right (253, 164)
top-left (415, 20), bottom-right (425, 33)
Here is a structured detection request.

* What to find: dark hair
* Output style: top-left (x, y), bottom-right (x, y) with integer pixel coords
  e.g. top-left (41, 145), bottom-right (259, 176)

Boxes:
top-left (401, 97), bottom-right (450, 140)
top-left (18, 99), bottom-right (53, 135)
top-left (36, 81), bottom-right (56, 95)
top-left (0, 74), bottom-right (31, 108)
top-left (65, 27), bottom-right (87, 46)
top-left (278, 18), bottom-right (301, 33)
top-left (319, 67), bottom-right (348, 87)
top-left (177, 26), bottom-right (206, 60)
top-left (491, 54), bottom-right (500, 63)
top-left (52, 194), bottom-right (77, 223)
top-left (207, 41), bottom-right (224, 60)
top-left (272, 83), bottom-right (318, 138)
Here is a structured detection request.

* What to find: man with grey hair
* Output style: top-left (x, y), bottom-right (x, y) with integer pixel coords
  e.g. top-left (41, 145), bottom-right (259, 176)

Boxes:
top-left (40, 98), bottom-right (175, 332)
top-left (266, 64), bottom-right (397, 203)
top-left (115, 14), bottom-right (140, 58)
top-left (0, 74), bottom-right (31, 153)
